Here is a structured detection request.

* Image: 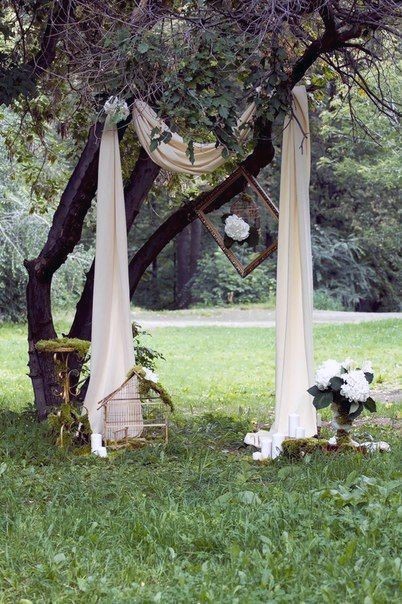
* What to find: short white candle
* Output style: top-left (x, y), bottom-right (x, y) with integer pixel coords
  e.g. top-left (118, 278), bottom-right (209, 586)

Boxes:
top-left (272, 433), bottom-right (284, 459)
top-left (296, 426), bottom-right (306, 439)
top-left (260, 436), bottom-right (272, 459)
top-left (288, 414), bottom-right (300, 437)
top-left (252, 451), bottom-right (262, 461)
top-left (94, 446), bottom-right (107, 458)
top-left (252, 433), bottom-right (260, 448)
top-left (91, 433), bottom-right (103, 452)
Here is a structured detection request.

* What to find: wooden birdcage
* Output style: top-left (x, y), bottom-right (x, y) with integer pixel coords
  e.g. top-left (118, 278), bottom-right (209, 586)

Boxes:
top-left (98, 375), bottom-right (170, 448)
top-left (231, 193), bottom-right (261, 231)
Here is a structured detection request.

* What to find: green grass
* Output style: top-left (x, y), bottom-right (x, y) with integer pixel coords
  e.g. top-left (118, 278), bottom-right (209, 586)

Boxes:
top-left (0, 320), bottom-right (401, 603)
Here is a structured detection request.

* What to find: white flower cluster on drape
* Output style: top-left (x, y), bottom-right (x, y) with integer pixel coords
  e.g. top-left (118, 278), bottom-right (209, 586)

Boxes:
top-left (84, 86), bottom-right (316, 439)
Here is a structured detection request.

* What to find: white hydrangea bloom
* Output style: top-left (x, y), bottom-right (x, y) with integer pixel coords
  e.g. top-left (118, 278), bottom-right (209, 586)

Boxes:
top-left (361, 360), bottom-right (373, 374)
top-left (342, 358), bottom-right (356, 371)
top-left (104, 96), bottom-right (130, 123)
top-left (340, 369), bottom-right (370, 403)
top-left (314, 359), bottom-right (342, 390)
top-left (224, 214), bottom-right (250, 242)
top-left (143, 367), bottom-right (159, 383)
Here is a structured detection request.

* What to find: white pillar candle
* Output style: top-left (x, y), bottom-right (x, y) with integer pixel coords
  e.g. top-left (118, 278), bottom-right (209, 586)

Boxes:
top-left (272, 433), bottom-right (284, 459)
top-left (91, 433), bottom-right (103, 452)
top-left (317, 413), bottom-right (322, 427)
top-left (244, 433), bottom-right (261, 448)
top-left (252, 451), bottom-right (262, 461)
top-left (288, 414), bottom-right (300, 437)
top-left (295, 426), bottom-right (306, 439)
top-left (260, 436), bottom-right (272, 459)
top-left (244, 433), bottom-right (255, 446)
top-left (94, 446), bottom-right (107, 458)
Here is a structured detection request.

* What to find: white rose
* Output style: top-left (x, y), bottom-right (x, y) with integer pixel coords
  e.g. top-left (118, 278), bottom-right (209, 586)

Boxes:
top-left (340, 369), bottom-right (370, 403)
top-left (224, 214), bottom-right (250, 242)
top-left (314, 359), bottom-right (342, 390)
top-left (143, 368), bottom-right (159, 383)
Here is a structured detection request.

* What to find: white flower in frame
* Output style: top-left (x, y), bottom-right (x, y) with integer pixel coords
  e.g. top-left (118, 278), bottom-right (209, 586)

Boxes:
top-left (224, 214), bottom-right (250, 242)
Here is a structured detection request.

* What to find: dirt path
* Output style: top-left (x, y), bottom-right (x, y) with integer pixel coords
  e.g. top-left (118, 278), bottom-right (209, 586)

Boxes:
top-left (133, 307), bottom-right (401, 329)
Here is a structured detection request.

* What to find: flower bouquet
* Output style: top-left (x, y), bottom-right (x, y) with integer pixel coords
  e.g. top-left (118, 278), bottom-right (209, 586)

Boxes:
top-left (307, 359), bottom-right (377, 443)
top-left (104, 96), bottom-right (130, 124)
top-left (221, 213), bottom-right (259, 248)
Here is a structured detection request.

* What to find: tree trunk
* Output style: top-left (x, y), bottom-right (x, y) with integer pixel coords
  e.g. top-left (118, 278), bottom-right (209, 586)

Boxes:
top-left (175, 226), bottom-right (191, 308)
top-left (24, 260), bottom-right (59, 419)
top-left (189, 220), bottom-right (202, 278)
top-left (151, 257), bottom-right (159, 305)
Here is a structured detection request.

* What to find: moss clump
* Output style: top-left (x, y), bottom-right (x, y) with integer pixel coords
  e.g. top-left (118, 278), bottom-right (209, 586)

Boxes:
top-left (127, 365), bottom-right (174, 411)
top-left (36, 338), bottom-right (90, 359)
top-left (282, 437), bottom-right (366, 459)
top-left (282, 438), bottom-right (330, 459)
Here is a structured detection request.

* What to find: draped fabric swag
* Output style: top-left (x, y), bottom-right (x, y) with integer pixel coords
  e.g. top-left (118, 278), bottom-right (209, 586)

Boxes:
top-left (84, 86), bottom-right (315, 438)
top-left (132, 100), bottom-right (256, 175)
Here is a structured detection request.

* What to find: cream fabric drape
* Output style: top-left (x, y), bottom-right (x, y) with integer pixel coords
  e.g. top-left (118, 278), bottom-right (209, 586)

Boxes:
top-left (83, 120), bottom-right (139, 434)
top-left (271, 86), bottom-right (316, 437)
top-left (132, 100), bottom-right (255, 175)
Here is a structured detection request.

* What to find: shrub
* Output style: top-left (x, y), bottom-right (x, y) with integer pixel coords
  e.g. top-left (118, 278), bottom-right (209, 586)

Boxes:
top-left (191, 250), bottom-right (276, 306)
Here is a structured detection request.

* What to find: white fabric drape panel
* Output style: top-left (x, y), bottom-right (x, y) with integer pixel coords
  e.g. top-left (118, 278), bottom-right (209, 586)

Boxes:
top-left (83, 121), bottom-right (138, 433)
top-left (272, 86), bottom-right (316, 436)
top-left (132, 101), bottom-right (255, 175)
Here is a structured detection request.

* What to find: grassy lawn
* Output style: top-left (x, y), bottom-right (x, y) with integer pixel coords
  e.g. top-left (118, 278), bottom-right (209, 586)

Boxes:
top-left (0, 320), bottom-right (401, 602)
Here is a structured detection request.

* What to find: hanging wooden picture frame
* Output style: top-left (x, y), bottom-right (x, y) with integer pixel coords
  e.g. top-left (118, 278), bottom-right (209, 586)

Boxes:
top-left (195, 166), bottom-right (279, 277)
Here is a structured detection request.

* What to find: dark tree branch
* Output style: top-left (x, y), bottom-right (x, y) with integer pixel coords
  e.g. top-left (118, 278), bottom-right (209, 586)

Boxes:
top-left (28, 0), bottom-right (75, 79)
top-left (1, 0), bottom-right (75, 105)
